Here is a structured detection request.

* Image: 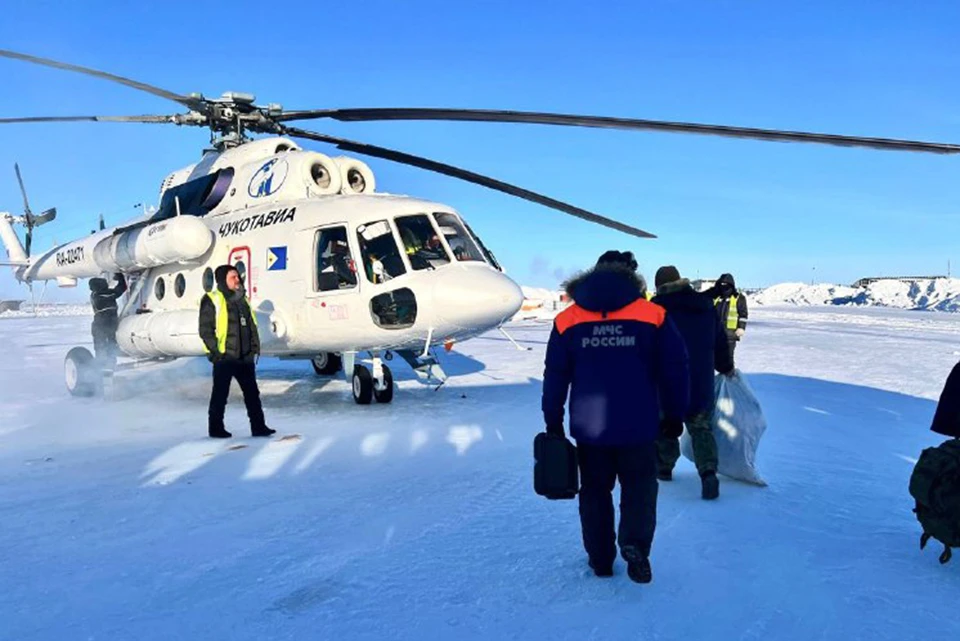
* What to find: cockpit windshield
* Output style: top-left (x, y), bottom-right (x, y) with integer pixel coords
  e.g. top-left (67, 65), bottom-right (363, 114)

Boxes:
top-left (356, 220), bottom-right (406, 284)
top-left (395, 214), bottom-right (451, 270)
top-left (463, 221), bottom-right (502, 271)
top-left (433, 212), bottom-right (485, 262)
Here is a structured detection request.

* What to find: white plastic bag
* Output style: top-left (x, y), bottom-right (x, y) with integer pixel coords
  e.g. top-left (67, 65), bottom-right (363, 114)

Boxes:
top-left (680, 369), bottom-right (768, 486)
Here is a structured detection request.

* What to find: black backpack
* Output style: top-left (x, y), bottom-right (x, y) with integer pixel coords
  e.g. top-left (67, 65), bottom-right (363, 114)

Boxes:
top-left (534, 432), bottom-right (579, 500)
top-left (908, 438), bottom-right (960, 564)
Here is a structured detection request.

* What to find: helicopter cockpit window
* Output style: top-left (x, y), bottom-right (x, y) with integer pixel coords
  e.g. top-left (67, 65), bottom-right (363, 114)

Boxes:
top-left (395, 214), bottom-right (450, 271)
top-left (464, 221), bottom-right (502, 271)
top-left (432, 213), bottom-right (485, 262)
top-left (315, 226), bottom-right (357, 292)
top-left (356, 220), bottom-right (406, 284)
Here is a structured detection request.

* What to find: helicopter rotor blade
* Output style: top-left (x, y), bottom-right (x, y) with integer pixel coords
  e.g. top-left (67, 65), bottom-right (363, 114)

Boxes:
top-left (34, 208), bottom-right (57, 227)
top-left (0, 115), bottom-right (177, 125)
top-left (278, 108), bottom-right (960, 155)
top-left (0, 49), bottom-right (203, 111)
top-left (282, 126), bottom-right (656, 239)
top-left (14, 162), bottom-right (32, 218)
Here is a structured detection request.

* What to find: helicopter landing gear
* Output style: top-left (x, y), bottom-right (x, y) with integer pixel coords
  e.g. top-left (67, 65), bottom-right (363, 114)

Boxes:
top-left (348, 352), bottom-right (394, 405)
top-left (312, 352), bottom-right (342, 376)
top-left (372, 357), bottom-right (394, 404)
top-left (64, 346), bottom-right (98, 397)
top-left (352, 364), bottom-right (373, 404)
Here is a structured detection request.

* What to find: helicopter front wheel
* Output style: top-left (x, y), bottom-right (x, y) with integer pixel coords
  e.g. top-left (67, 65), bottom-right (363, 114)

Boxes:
top-left (373, 364), bottom-right (394, 404)
top-left (352, 364), bottom-right (373, 405)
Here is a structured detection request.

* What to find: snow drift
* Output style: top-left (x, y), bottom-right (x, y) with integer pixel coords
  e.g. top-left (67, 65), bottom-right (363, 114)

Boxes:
top-left (752, 278), bottom-right (960, 312)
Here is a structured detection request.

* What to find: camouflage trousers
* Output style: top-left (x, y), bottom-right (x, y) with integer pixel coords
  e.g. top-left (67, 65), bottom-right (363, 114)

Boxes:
top-left (656, 410), bottom-right (717, 477)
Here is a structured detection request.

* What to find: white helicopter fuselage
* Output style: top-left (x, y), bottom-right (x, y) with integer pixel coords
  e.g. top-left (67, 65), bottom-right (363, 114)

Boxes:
top-left (2, 137), bottom-right (524, 364)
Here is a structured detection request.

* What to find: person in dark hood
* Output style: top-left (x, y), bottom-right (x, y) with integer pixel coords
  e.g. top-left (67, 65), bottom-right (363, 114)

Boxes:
top-left (199, 264), bottom-right (275, 439)
top-left (89, 273), bottom-right (127, 369)
top-left (542, 250), bottom-right (689, 584)
top-left (931, 361), bottom-right (960, 439)
top-left (653, 265), bottom-right (734, 499)
top-left (706, 272), bottom-right (748, 363)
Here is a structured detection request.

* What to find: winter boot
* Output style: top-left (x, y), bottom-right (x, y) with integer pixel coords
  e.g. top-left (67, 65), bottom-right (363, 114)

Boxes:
top-left (209, 427), bottom-right (232, 439)
top-left (658, 469), bottom-right (673, 481)
top-left (588, 558), bottom-right (613, 578)
top-left (701, 471), bottom-right (720, 500)
top-left (251, 426), bottom-right (277, 438)
top-left (621, 546), bottom-right (652, 584)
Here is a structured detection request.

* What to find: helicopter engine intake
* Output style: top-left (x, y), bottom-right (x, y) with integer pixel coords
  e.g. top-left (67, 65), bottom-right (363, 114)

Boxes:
top-left (332, 156), bottom-right (376, 194)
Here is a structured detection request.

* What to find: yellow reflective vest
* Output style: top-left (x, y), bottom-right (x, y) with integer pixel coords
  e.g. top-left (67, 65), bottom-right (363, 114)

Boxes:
top-left (202, 290), bottom-right (258, 354)
top-left (714, 294), bottom-right (740, 331)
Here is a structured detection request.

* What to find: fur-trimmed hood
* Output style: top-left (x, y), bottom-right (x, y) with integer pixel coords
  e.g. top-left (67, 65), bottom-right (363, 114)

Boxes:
top-left (655, 278), bottom-right (691, 296)
top-left (652, 278), bottom-right (715, 314)
top-left (562, 263), bottom-right (647, 313)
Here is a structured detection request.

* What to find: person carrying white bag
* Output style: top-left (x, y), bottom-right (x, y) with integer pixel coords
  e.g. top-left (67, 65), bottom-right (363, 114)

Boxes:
top-left (681, 369), bottom-right (768, 486)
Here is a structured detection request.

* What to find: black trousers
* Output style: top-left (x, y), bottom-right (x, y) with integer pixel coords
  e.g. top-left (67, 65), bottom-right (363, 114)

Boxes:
top-left (91, 319), bottom-right (119, 369)
top-left (727, 337), bottom-right (738, 366)
top-left (577, 441), bottom-right (658, 565)
top-left (209, 360), bottom-right (266, 432)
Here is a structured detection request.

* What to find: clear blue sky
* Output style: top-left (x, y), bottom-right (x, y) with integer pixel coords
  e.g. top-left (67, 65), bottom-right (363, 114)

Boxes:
top-left (2, 0), bottom-right (959, 301)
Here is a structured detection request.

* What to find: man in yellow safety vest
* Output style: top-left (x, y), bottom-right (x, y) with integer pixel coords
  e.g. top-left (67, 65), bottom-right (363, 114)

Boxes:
top-left (710, 273), bottom-right (748, 364)
top-left (198, 264), bottom-right (275, 439)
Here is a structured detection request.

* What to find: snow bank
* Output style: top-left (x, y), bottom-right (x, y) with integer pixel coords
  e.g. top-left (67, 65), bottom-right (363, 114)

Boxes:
top-left (753, 278), bottom-right (960, 312)
top-left (752, 283), bottom-right (859, 307)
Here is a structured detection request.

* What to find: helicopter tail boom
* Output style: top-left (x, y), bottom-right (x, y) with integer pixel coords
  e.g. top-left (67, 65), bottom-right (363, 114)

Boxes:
top-left (0, 214), bottom-right (29, 278)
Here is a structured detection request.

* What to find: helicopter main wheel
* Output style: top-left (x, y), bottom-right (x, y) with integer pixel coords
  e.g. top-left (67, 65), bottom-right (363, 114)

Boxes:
top-left (312, 352), bottom-right (342, 376)
top-left (352, 364), bottom-right (373, 405)
top-left (373, 365), bottom-right (394, 404)
top-left (65, 346), bottom-right (97, 397)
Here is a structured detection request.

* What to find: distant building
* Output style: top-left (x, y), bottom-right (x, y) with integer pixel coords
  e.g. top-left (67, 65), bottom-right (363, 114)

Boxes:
top-left (852, 276), bottom-right (947, 288)
top-left (0, 300), bottom-right (24, 313)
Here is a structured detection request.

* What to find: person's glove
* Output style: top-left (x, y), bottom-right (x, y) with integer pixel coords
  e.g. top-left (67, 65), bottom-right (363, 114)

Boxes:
top-left (545, 422), bottom-right (565, 438)
top-left (207, 351), bottom-right (222, 364)
top-left (660, 418), bottom-right (684, 439)
top-left (735, 328), bottom-right (745, 339)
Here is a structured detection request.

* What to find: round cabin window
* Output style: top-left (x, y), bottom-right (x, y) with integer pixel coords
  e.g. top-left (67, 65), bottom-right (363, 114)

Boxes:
top-left (202, 267), bottom-right (214, 292)
top-left (175, 273), bottom-right (186, 298)
top-left (154, 277), bottom-right (166, 301)
top-left (235, 261), bottom-right (246, 284)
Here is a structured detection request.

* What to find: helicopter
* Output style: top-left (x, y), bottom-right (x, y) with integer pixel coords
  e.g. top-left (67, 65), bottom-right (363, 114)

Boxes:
top-left (1, 49), bottom-right (959, 405)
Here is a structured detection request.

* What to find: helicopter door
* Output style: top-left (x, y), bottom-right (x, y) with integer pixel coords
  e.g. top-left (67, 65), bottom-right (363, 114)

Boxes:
top-left (228, 246), bottom-right (253, 297)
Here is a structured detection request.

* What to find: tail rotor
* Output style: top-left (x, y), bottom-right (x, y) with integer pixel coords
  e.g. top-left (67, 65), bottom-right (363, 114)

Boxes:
top-left (13, 163), bottom-right (56, 257)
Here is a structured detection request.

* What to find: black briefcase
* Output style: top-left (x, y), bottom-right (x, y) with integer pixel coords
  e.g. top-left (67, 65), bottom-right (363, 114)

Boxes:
top-left (534, 432), bottom-right (579, 500)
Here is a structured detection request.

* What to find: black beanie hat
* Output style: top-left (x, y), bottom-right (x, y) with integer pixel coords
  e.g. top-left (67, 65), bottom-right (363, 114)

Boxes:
top-left (655, 265), bottom-right (682, 290)
top-left (596, 250), bottom-right (637, 271)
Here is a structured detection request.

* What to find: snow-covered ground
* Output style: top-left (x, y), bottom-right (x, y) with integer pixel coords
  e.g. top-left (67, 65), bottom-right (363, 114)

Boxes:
top-left (0, 302), bottom-right (91, 319)
top-left (2, 306), bottom-right (959, 640)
